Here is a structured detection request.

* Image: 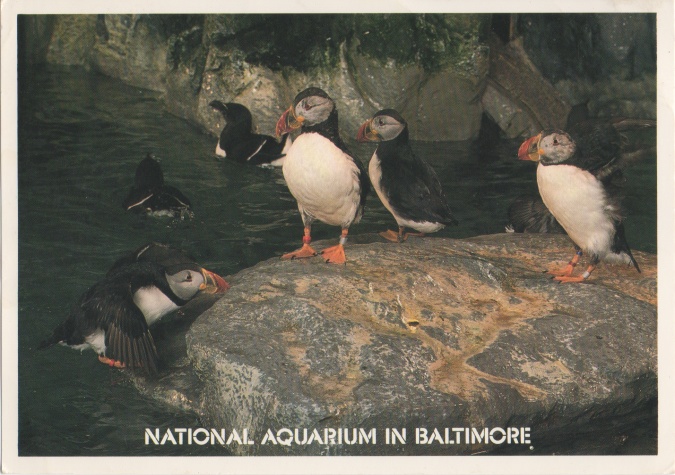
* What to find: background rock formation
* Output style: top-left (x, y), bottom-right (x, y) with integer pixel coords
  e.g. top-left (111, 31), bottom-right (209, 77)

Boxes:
top-left (19, 13), bottom-right (656, 143)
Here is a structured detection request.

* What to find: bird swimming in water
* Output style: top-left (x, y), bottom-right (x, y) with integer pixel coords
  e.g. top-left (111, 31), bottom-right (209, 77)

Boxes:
top-left (123, 154), bottom-right (191, 217)
top-left (210, 100), bottom-right (292, 166)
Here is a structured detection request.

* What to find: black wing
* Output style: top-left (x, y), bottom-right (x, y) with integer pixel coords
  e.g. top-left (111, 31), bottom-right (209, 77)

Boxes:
top-left (245, 134), bottom-right (288, 165)
top-left (566, 122), bottom-right (623, 178)
top-left (107, 242), bottom-right (198, 277)
top-left (507, 194), bottom-right (566, 234)
top-left (381, 155), bottom-right (456, 226)
top-left (154, 185), bottom-right (192, 209)
top-left (122, 187), bottom-right (154, 211)
top-left (80, 279), bottom-right (159, 373)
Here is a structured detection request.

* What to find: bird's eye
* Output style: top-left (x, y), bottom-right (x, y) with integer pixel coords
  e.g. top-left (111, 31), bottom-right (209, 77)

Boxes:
top-left (185, 272), bottom-right (192, 282)
top-left (553, 138), bottom-right (559, 145)
top-left (377, 118), bottom-right (384, 126)
top-left (303, 101), bottom-right (312, 111)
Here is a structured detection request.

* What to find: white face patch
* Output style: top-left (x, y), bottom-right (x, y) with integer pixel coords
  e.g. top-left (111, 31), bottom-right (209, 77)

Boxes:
top-left (372, 115), bottom-right (406, 141)
top-left (539, 132), bottom-right (576, 164)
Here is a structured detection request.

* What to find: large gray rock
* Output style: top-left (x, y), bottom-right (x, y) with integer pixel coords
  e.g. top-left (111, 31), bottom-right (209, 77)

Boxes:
top-left (137, 233), bottom-right (656, 455)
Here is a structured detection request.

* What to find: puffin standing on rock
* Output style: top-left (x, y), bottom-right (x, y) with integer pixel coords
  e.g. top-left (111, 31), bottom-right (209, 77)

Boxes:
top-left (276, 87), bottom-right (370, 264)
top-left (37, 246), bottom-right (229, 372)
top-left (518, 126), bottom-right (641, 283)
top-left (210, 100), bottom-right (292, 166)
top-left (357, 109), bottom-right (457, 242)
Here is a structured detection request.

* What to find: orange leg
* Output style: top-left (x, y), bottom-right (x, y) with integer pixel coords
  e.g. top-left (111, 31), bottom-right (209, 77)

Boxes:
top-left (320, 229), bottom-right (348, 264)
top-left (554, 264), bottom-right (597, 283)
top-left (546, 250), bottom-right (582, 277)
top-left (402, 231), bottom-right (425, 241)
top-left (282, 226), bottom-right (318, 260)
top-left (98, 355), bottom-right (126, 368)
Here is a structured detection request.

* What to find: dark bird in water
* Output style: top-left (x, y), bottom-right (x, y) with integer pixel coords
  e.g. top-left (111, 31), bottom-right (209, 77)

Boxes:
top-left (357, 109), bottom-right (457, 242)
top-left (275, 87), bottom-right (370, 264)
top-left (210, 100), bottom-right (292, 166)
top-left (38, 244), bottom-right (228, 372)
top-left (506, 194), bottom-right (566, 235)
top-left (123, 154), bottom-right (191, 217)
top-left (518, 124), bottom-right (644, 283)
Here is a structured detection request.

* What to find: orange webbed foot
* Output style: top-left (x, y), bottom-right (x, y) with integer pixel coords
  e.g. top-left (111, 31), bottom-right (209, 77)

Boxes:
top-left (320, 244), bottom-right (346, 264)
top-left (545, 263), bottom-right (576, 277)
top-left (552, 275), bottom-right (588, 284)
top-left (98, 355), bottom-right (126, 368)
top-left (379, 230), bottom-right (401, 242)
top-left (281, 243), bottom-right (318, 260)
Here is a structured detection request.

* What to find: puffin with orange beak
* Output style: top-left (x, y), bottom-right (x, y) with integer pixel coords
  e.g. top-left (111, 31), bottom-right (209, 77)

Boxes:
top-left (276, 87), bottom-right (369, 264)
top-left (357, 109), bottom-right (457, 242)
top-left (517, 126), bottom-right (640, 283)
top-left (38, 243), bottom-right (229, 372)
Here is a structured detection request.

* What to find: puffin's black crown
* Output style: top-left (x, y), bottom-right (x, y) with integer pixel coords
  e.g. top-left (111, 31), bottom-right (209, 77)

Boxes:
top-left (294, 87), bottom-right (331, 104)
top-left (374, 109), bottom-right (407, 126)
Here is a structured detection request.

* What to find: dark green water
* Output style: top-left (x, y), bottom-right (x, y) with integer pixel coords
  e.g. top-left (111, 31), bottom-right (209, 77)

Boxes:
top-left (17, 66), bottom-right (656, 456)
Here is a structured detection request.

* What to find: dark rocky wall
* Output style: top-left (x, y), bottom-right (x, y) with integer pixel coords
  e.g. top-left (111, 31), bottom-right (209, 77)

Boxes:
top-left (18, 13), bottom-right (656, 143)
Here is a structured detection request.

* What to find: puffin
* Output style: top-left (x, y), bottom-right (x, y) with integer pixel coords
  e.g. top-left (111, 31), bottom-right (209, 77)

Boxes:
top-left (38, 248), bottom-right (229, 372)
top-left (518, 125), bottom-right (641, 283)
top-left (508, 107), bottom-right (655, 236)
top-left (210, 100), bottom-right (292, 166)
top-left (357, 109), bottom-right (457, 242)
top-left (275, 87), bottom-right (370, 264)
top-left (123, 154), bottom-right (192, 217)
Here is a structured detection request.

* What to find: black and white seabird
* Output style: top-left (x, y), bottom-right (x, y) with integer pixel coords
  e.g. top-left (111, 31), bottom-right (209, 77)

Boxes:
top-left (210, 100), bottom-right (292, 166)
top-left (518, 126), bottom-right (641, 283)
top-left (508, 108), bottom-right (655, 236)
top-left (38, 249), bottom-right (228, 371)
top-left (357, 109), bottom-right (457, 242)
top-left (123, 154), bottom-right (192, 217)
top-left (275, 87), bottom-right (370, 264)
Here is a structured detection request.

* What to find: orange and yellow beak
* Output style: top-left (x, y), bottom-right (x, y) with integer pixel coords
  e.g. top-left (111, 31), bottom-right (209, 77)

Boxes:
top-left (200, 269), bottom-right (230, 294)
top-left (518, 133), bottom-right (542, 161)
top-left (356, 119), bottom-right (380, 142)
top-left (276, 107), bottom-right (304, 137)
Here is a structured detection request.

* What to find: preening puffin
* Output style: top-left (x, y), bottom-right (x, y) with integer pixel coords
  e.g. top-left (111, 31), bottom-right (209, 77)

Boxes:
top-left (123, 154), bottom-right (192, 217)
top-left (508, 109), bottom-right (655, 236)
top-left (38, 247), bottom-right (228, 372)
top-left (275, 87), bottom-right (370, 264)
top-left (357, 109), bottom-right (457, 242)
top-left (210, 100), bottom-right (292, 166)
top-left (518, 126), bottom-right (641, 283)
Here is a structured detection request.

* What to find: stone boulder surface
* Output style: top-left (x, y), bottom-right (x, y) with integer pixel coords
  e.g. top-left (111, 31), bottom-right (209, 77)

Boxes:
top-left (137, 233), bottom-right (656, 455)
